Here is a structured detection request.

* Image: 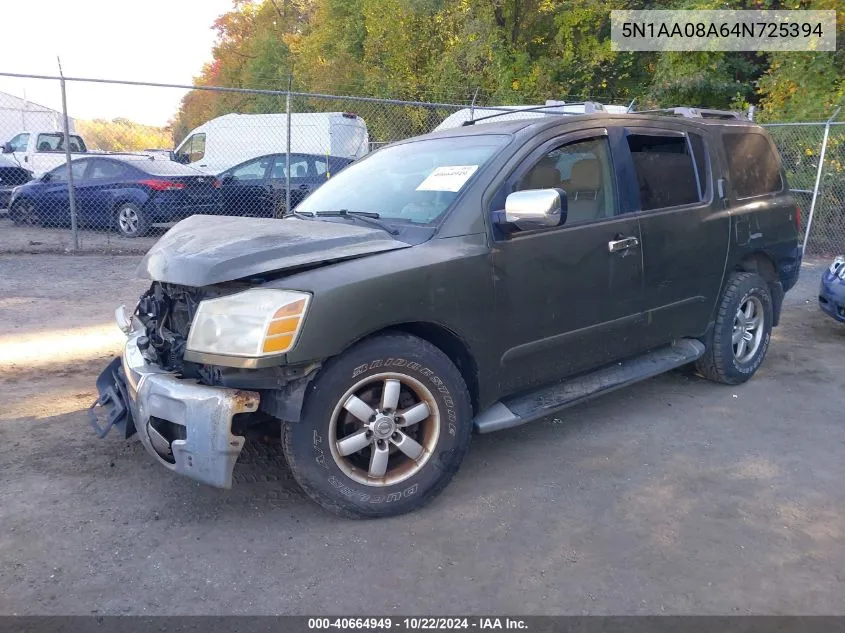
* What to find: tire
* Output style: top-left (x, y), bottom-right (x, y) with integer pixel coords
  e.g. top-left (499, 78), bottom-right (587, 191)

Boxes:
top-left (282, 333), bottom-right (473, 518)
top-left (696, 271), bottom-right (773, 385)
top-left (9, 199), bottom-right (42, 226)
top-left (114, 202), bottom-right (149, 238)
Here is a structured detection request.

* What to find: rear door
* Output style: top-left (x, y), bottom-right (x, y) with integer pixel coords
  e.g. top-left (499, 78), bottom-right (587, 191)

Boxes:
top-left (491, 127), bottom-right (647, 394)
top-left (41, 160), bottom-right (88, 224)
top-left (618, 125), bottom-right (730, 347)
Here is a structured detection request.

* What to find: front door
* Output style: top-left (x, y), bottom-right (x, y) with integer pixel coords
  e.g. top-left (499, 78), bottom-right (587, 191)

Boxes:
top-left (492, 130), bottom-right (646, 395)
top-left (220, 155), bottom-right (273, 217)
top-left (41, 160), bottom-right (87, 225)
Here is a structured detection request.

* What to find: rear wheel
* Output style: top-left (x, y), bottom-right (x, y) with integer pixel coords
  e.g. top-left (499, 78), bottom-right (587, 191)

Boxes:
top-left (10, 199), bottom-right (42, 226)
top-left (696, 272), bottom-right (773, 385)
top-left (282, 333), bottom-right (473, 518)
top-left (114, 203), bottom-right (149, 238)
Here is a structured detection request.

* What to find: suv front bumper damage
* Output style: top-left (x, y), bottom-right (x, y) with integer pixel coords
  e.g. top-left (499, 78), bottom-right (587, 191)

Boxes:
top-left (90, 317), bottom-right (260, 488)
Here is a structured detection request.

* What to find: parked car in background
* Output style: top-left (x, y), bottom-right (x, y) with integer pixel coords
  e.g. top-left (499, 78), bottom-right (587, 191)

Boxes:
top-left (8, 155), bottom-right (219, 237)
top-left (172, 112), bottom-right (369, 175)
top-left (0, 154), bottom-right (32, 209)
top-left (819, 256), bottom-right (845, 323)
top-left (217, 152), bottom-right (353, 217)
top-left (2, 130), bottom-right (90, 177)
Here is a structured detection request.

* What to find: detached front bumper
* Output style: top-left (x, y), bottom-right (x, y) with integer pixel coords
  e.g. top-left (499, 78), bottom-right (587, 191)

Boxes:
top-left (91, 316), bottom-right (260, 488)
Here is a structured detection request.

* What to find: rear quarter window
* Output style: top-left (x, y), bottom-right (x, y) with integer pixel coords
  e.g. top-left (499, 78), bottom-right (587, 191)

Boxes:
top-left (722, 132), bottom-right (782, 198)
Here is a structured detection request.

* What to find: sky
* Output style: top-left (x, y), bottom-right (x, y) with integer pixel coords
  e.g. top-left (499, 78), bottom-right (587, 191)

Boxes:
top-left (0, 0), bottom-right (234, 127)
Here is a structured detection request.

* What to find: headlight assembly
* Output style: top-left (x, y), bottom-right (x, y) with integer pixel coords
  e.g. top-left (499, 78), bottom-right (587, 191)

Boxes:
top-left (186, 289), bottom-right (311, 358)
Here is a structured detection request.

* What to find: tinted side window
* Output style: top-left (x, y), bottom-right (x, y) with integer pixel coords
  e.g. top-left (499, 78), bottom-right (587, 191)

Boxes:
top-left (49, 161), bottom-right (87, 182)
top-left (627, 134), bottom-right (700, 211)
top-left (723, 132), bottom-right (782, 198)
top-left (517, 136), bottom-right (617, 224)
top-left (36, 133), bottom-right (62, 151)
top-left (230, 157), bottom-right (270, 180)
top-left (271, 155), bottom-right (311, 179)
top-left (88, 160), bottom-right (128, 180)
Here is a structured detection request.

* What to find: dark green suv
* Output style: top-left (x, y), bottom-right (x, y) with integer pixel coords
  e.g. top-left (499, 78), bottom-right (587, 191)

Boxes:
top-left (92, 109), bottom-right (802, 518)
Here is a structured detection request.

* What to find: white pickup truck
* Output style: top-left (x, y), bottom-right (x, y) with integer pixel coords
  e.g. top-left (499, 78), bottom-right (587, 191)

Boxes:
top-left (1, 131), bottom-right (90, 178)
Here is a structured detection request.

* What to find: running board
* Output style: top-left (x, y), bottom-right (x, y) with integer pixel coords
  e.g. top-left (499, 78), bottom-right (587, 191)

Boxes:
top-left (473, 339), bottom-right (705, 434)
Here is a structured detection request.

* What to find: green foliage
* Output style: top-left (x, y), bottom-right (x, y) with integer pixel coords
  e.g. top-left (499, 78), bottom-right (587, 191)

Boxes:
top-left (171, 0), bottom-right (845, 139)
top-left (76, 118), bottom-right (172, 152)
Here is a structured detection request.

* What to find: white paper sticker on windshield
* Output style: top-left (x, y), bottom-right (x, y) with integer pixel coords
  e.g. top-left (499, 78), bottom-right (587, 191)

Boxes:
top-left (416, 165), bottom-right (479, 192)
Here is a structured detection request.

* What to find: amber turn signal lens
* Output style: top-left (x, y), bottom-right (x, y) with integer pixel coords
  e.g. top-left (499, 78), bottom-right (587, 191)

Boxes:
top-left (262, 333), bottom-right (295, 353)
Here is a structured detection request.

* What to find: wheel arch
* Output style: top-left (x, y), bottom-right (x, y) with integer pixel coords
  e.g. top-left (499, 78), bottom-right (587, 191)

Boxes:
top-left (348, 321), bottom-right (480, 416)
top-left (733, 251), bottom-right (783, 326)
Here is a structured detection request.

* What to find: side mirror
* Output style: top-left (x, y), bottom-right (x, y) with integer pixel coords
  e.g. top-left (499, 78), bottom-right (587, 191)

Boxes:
top-left (500, 188), bottom-right (567, 231)
top-left (1, 142), bottom-right (12, 154)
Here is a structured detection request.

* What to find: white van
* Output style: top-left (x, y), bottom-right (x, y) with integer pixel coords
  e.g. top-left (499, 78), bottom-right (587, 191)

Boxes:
top-left (434, 100), bottom-right (631, 131)
top-left (173, 112), bottom-right (369, 175)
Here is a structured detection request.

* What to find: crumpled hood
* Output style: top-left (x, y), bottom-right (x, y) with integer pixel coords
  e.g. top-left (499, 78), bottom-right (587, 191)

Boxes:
top-left (138, 215), bottom-right (411, 286)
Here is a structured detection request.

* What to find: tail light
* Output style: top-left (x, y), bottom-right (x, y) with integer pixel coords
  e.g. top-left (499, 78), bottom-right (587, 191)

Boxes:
top-left (139, 179), bottom-right (186, 191)
top-left (212, 178), bottom-right (222, 189)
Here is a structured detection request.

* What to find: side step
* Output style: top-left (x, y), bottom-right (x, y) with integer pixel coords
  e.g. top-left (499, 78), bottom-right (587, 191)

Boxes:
top-left (473, 339), bottom-right (705, 434)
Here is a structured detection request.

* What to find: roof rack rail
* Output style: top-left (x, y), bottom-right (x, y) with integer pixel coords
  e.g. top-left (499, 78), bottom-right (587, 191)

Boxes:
top-left (461, 101), bottom-right (607, 126)
top-left (630, 107), bottom-right (747, 120)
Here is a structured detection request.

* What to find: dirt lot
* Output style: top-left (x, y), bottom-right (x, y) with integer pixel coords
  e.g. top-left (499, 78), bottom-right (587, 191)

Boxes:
top-left (1, 254), bottom-right (844, 615)
top-left (0, 217), bottom-right (162, 254)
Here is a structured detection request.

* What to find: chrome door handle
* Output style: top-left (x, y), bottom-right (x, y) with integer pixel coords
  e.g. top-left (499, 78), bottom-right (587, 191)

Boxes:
top-left (608, 236), bottom-right (639, 253)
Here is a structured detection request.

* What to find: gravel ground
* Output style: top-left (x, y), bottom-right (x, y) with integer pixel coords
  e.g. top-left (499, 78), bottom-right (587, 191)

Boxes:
top-left (0, 255), bottom-right (843, 615)
top-left (0, 217), bottom-right (162, 254)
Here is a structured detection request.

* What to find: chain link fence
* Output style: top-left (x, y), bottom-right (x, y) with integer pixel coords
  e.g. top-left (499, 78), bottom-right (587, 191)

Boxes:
top-left (0, 72), bottom-right (842, 257)
top-left (762, 117), bottom-right (845, 256)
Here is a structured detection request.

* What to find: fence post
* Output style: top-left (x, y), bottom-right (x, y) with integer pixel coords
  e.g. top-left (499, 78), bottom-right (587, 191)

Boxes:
top-left (57, 58), bottom-right (79, 251)
top-left (285, 75), bottom-right (292, 216)
top-left (803, 106), bottom-right (841, 255)
top-left (469, 87), bottom-right (479, 122)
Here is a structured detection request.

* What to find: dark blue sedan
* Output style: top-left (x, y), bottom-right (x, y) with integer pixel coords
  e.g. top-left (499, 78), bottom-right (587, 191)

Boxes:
top-left (218, 153), bottom-right (353, 218)
top-left (8, 155), bottom-right (220, 237)
top-left (819, 256), bottom-right (845, 323)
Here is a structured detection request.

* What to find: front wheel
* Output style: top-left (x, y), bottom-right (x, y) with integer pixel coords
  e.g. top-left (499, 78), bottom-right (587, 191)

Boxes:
top-left (9, 199), bottom-right (42, 226)
top-left (114, 203), bottom-right (149, 238)
top-left (696, 271), bottom-right (773, 385)
top-left (283, 333), bottom-right (473, 518)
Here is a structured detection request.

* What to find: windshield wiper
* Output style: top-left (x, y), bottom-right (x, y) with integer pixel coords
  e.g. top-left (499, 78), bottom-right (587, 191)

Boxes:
top-left (311, 210), bottom-right (400, 236)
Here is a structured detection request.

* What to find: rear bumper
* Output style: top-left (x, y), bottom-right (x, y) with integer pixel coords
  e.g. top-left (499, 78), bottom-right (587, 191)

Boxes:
top-left (91, 318), bottom-right (260, 488)
top-left (150, 200), bottom-right (220, 221)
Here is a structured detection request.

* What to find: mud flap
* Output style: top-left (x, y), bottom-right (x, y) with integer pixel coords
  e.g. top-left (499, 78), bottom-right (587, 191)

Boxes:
top-left (90, 358), bottom-right (137, 439)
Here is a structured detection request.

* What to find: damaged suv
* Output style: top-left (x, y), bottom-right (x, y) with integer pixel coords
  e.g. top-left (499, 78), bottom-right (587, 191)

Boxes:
top-left (92, 107), bottom-right (802, 518)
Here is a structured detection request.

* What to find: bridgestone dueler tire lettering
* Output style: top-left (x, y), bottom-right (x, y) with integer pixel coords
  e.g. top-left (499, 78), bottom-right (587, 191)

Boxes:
top-left (696, 271), bottom-right (773, 385)
top-left (282, 332), bottom-right (473, 518)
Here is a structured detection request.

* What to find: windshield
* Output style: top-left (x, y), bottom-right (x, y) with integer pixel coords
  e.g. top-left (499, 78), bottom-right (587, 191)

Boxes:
top-left (296, 135), bottom-right (508, 224)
